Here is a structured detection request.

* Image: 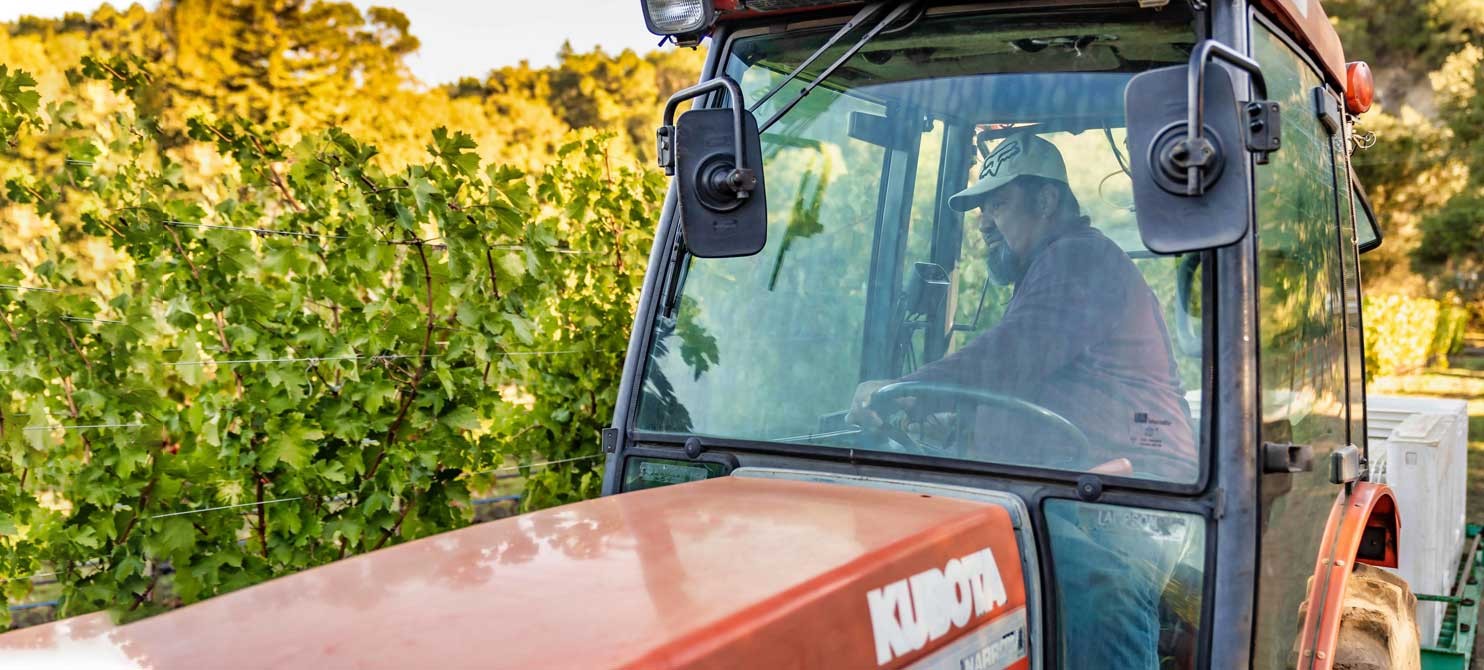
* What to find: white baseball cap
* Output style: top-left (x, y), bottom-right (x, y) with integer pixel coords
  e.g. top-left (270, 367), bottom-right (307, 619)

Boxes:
top-left (948, 131), bottom-right (1070, 212)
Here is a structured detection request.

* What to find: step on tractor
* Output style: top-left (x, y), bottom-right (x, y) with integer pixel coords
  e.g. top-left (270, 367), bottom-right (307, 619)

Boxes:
top-left (3, 0), bottom-right (1479, 668)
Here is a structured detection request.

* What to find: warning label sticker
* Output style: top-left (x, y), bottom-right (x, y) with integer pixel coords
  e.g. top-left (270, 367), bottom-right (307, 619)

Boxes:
top-left (1128, 411), bottom-right (1172, 451)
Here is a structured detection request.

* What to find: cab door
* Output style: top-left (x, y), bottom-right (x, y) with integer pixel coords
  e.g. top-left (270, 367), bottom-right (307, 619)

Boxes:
top-left (1248, 12), bottom-right (1360, 669)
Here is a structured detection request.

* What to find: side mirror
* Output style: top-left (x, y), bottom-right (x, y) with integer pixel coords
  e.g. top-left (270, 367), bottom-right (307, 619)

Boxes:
top-left (1125, 40), bottom-right (1281, 254)
top-left (657, 77), bottom-right (767, 258)
top-left (1353, 178), bottom-right (1382, 254)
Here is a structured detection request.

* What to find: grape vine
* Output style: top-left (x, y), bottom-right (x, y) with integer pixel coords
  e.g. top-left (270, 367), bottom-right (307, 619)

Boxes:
top-left (0, 58), bottom-right (662, 624)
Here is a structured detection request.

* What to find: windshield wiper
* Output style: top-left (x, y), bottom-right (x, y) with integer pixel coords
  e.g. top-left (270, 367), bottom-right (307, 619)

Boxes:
top-left (753, 0), bottom-right (924, 134)
top-left (747, 2), bottom-right (890, 112)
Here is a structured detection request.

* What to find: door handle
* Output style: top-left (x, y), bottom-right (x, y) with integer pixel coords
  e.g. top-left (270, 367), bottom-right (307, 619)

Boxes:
top-left (1262, 441), bottom-right (1313, 474)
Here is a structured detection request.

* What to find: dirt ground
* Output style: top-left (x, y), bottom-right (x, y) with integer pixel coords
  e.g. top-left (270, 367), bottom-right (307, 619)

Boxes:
top-left (1368, 335), bottom-right (1484, 667)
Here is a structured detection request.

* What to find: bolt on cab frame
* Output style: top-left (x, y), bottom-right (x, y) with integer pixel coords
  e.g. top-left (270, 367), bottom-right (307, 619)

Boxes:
top-left (613, 0), bottom-right (1388, 667)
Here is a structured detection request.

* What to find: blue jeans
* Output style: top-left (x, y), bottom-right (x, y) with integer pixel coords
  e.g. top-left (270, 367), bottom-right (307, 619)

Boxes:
top-left (1046, 501), bottom-right (1195, 669)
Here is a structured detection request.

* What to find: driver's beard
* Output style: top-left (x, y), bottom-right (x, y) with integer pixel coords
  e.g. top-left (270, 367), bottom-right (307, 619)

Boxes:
top-left (985, 240), bottom-right (1025, 286)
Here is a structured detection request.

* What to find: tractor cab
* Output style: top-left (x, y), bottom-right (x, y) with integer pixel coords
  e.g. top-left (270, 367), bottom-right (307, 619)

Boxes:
top-left (0, 2), bottom-right (1430, 668)
top-left (612, 0), bottom-right (1388, 667)
top-left (642, 6), bottom-right (1206, 481)
top-left (0, 2), bottom-right (1421, 668)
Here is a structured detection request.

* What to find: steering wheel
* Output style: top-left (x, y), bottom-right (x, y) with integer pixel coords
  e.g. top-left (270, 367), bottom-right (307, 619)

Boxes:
top-left (863, 381), bottom-right (1091, 457)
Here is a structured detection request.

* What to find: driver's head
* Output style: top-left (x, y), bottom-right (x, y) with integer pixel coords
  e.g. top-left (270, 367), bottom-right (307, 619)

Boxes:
top-left (949, 132), bottom-right (1087, 283)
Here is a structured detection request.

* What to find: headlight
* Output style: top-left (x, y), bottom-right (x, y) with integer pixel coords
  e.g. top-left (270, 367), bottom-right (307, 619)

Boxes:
top-left (642, 0), bottom-right (715, 36)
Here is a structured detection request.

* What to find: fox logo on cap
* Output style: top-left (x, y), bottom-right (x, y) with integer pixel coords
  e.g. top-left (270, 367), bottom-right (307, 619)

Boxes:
top-left (949, 132), bottom-right (1070, 213)
top-left (979, 139), bottom-right (1022, 180)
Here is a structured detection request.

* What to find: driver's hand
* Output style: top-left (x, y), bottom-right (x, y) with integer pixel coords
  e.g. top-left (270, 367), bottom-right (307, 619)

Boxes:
top-left (908, 411), bottom-right (958, 446)
top-left (847, 379), bottom-right (894, 429)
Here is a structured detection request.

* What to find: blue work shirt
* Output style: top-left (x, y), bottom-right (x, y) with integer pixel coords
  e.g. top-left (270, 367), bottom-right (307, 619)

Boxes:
top-left (902, 225), bottom-right (1196, 480)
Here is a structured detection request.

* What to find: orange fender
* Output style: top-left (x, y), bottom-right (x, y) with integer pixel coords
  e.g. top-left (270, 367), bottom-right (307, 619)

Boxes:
top-left (1293, 481), bottom-right (1400, 669)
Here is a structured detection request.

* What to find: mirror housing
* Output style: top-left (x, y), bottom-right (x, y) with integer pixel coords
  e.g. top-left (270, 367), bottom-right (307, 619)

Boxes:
top-left (1125, 40), bottom-right (1280, 254)
top-left (657, 77), bottom-right (768, 258)
top-left (1353, 176), bottom-right (1383, 254)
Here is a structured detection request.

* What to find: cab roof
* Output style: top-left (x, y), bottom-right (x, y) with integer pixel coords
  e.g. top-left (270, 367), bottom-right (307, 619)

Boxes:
top-left (1253, 0), bottom-right (1345, 85)
top-left (717, 1), bottom-right (1349, 91)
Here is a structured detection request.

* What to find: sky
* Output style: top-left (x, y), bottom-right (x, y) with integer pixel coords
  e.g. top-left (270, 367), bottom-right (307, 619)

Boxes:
top-left (0, 0), bottom-right (667, 84)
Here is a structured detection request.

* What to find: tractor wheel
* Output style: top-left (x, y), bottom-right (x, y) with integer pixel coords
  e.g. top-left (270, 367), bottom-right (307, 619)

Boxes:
top-left (1331, 563), bottom-right (1422, 670)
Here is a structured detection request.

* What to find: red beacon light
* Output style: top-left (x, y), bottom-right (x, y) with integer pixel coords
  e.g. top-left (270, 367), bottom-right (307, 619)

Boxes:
top-left (1346, 61), bottom-right (1374, 115)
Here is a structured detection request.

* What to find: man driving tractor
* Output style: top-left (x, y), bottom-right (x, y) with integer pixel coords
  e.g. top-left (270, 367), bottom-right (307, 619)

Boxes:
top-left (849, 130), bottom-right (1202, 666)
top-left (849, 130), bottom-right (1196, 481)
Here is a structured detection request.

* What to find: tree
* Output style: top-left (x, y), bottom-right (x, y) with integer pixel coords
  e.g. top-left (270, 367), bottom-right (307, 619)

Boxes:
top-left (1330, 0), bottom-right (1484, 303)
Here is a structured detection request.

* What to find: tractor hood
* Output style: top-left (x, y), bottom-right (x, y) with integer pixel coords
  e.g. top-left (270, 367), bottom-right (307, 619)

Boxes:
top-left (0, 473), bottom-right (1032, 669)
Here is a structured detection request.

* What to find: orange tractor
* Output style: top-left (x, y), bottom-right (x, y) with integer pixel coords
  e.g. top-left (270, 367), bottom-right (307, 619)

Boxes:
top-left (3, 1), bottom-right (1477, 668)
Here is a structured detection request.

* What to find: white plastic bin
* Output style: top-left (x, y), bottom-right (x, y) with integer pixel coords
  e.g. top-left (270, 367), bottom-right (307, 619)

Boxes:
top-left (1367, 395), bottom-right (1469, 646)
top-left (1182, 392), bottom-right (1466, 643)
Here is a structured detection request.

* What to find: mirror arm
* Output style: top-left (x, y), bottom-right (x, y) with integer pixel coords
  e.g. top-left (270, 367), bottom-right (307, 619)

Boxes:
top-left (658, 77), bottom-right (754, 197)
top-left (1182, 40), bottom-right (1270, 195)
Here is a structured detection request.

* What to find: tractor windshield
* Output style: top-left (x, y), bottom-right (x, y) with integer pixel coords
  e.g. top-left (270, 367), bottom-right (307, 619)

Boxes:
top-left (636, 7), bottom-right (1204, 484)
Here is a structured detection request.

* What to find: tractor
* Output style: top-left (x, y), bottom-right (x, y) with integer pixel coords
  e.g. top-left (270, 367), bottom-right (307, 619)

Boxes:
top-left (2, 1), bottom-right (1477, 668)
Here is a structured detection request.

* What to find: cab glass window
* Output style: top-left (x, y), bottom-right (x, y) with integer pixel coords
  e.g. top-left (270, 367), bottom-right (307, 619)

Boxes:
top-left (1250, 18), bottom-right (1350, 669)
top-left (1337, 159), bottom-right (1366, 447)
top-left (636, 8), bottom-right (1203, 484)
top-left (1045, 500), bottom-right (1206, 669)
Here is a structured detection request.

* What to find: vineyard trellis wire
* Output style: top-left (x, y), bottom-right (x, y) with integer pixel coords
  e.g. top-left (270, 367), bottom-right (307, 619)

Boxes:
top-left (3, 452), bottom-right (599, 590)
top-left (6, 471), bottom-right (568, 623)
